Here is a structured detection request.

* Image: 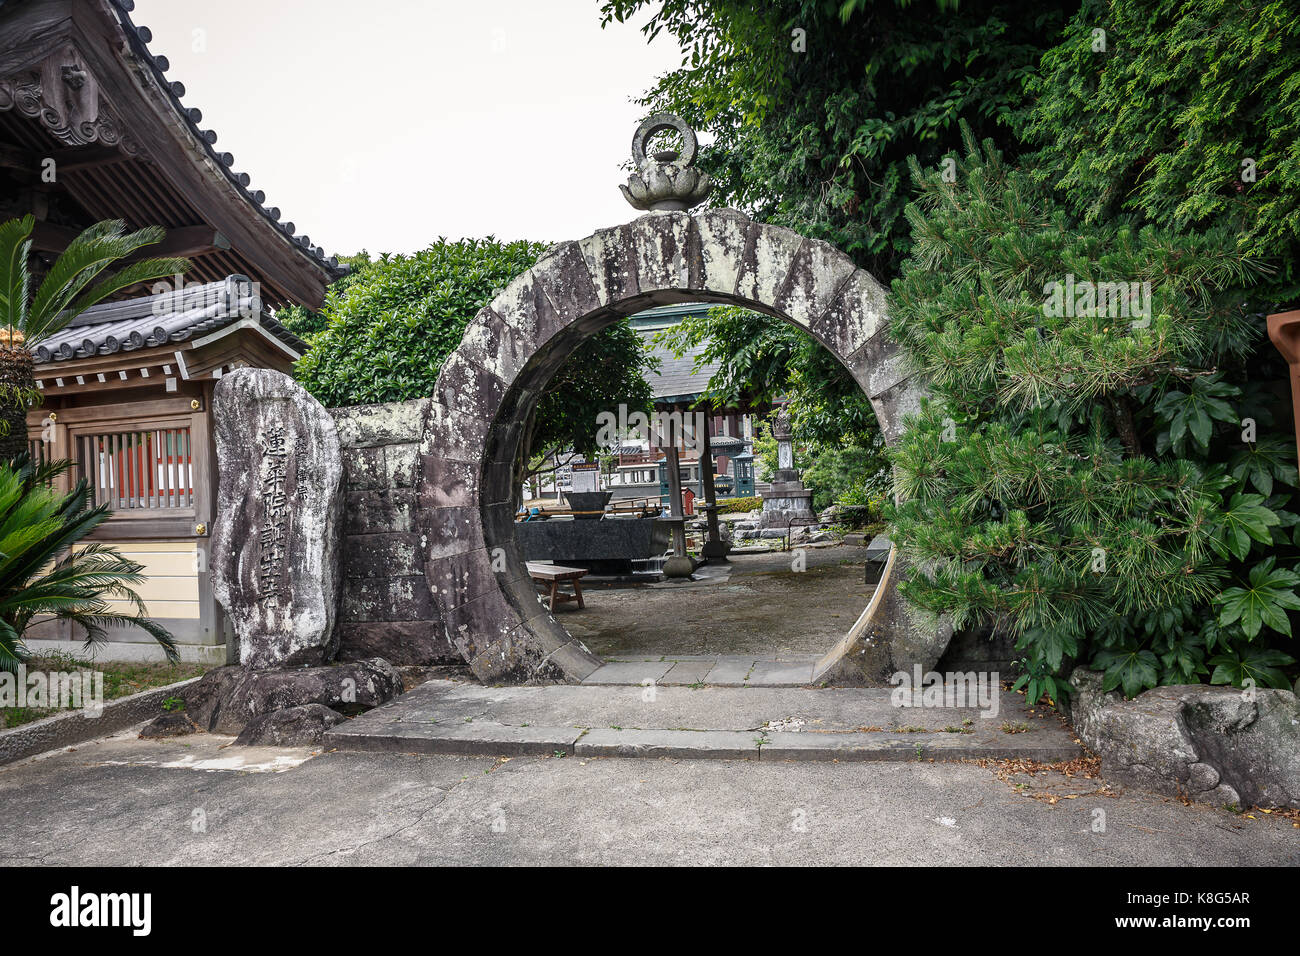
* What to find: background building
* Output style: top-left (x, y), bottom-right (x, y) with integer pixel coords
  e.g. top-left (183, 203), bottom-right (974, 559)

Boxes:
top-left (606, 303), bottom-right (768, 505)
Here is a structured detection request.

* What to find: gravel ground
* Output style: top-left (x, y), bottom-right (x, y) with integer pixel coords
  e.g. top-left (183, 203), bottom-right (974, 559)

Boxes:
top-left (558, 544), bottom-right (876, 658)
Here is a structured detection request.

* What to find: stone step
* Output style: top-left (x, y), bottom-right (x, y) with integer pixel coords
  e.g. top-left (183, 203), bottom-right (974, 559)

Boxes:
top-left (583, 655), bottom-right (821, 687)
top-left (325, 680), bottom-right (1081, 762)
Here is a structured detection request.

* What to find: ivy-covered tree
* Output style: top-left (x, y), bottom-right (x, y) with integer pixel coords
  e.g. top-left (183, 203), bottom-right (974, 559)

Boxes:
top-left (291, 238), bottom-right (655, 475)
top-left (1024, 0), bottom-right (1300, 306)
top-left (605, 0), bottom-right (1069, 512)
top-left (886, 128), bottom-right (1298, 702)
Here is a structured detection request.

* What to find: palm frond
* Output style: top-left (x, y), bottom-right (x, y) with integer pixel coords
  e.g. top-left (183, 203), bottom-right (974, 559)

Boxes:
top-left (0, 215), bottom-right (34, 332)
top-left (0, 454), bottom-right (176, 671)
top-left (24, 221), bottom-right (189, 344)
top-left (64, 256), bottom-right (190, 321)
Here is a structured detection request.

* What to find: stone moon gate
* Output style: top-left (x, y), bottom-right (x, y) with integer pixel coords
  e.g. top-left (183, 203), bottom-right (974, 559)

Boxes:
top-left (213, 208), bottom-right (953, 684)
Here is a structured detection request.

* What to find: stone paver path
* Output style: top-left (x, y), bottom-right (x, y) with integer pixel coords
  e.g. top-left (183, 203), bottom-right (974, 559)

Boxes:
top-left (559, 545), bottom-right (876, 659)
top-left (325, 679), bottom-right (1080, 762)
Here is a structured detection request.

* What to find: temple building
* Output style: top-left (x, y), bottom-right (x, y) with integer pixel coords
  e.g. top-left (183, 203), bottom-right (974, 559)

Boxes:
top-left (1, 0), bottom-right (342, 662)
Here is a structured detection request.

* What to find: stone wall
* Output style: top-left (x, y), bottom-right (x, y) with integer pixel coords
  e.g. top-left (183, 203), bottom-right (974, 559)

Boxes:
top-left (331, 400), bottom-right (461, 665)
top-left (0, 677), bottom-right (200, 765)
top-left (936, 625), bottom-right (1018, 675)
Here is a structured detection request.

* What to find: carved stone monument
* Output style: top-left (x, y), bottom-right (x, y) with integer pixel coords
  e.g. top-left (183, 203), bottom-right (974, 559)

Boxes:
top-left (211, 368), bottom-right (344, 668)
top-left (759, 408), bottom-right (817, 529)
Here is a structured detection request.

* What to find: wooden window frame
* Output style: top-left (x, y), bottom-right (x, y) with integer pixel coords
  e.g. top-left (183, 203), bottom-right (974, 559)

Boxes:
top-left (29, 395), bottom-right (214, 540)
top-left (68, 415), bottom-right (197, 533)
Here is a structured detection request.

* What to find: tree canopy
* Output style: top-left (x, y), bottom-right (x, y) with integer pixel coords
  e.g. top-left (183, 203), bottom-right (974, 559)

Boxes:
top-left (603, 0), bottom-right (1074, 518)
top-left (286, 238), bottom-right (655, 467)
top-left (1025, 0), bottom-right (1300, 306)
top-left (601, 0), bottom-right (1071, 276)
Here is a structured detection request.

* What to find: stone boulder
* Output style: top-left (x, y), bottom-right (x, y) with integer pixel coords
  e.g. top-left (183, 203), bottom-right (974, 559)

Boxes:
top-left (233, 703), bottom-right (345, 747)
top-left (182, 658), bottom-right (403, 735)
top-left (139, 711), bottom-right (199, 739)
top-left (336, 621), bottom-right (461, 667)
top-left (211, 368), bottom-right (344, 668)
top-left (1069, 668), bottom-right (1300, 809)
top-left (1065, 668), bottom-right (1121, 749)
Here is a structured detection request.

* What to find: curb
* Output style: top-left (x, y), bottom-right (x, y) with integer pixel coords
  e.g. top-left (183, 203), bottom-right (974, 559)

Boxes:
top-left (324, 723), bottom-right (1083, 763)
top-left (0, 676), bottom-right (199, 766)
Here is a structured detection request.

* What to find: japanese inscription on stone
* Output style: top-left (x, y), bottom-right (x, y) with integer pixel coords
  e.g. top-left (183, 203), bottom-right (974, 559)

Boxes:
top-left (257, 424), bottom-right (290, 606)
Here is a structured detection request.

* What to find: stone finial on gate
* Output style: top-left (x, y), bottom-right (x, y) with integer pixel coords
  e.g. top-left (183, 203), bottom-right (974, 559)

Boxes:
top-left (620, 112), bottom-right (712, 212)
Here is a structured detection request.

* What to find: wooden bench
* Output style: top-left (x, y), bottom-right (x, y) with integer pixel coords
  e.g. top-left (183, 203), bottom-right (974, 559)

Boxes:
top-left (526, 562), bottom-right (589, 611)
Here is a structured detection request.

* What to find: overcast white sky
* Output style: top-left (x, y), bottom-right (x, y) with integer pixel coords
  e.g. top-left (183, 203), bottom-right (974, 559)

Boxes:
top-left (130, 0), bottom-right (685, 257)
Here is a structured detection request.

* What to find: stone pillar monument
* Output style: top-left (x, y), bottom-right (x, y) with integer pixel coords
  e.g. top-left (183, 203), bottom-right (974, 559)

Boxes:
top-left (210, 368), bottom-right (344, 667)
top-left (759, 408), bottom-right (816, 529)
top-left (659, 411), bottom-right (695, 578)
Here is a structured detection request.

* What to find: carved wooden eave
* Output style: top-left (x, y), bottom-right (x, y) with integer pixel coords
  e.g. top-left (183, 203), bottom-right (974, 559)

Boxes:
top-left (0, 39), bottom-right (142, 154)
top-left (0, 0), bottom-right (344, 309)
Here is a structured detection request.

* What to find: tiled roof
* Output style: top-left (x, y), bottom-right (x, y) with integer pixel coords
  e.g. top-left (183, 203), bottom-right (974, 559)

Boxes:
top-left (708, 434), bottom-right (747, 450)
top-left (641, 332), bottom-right (720, 401)
top-left (34, 275), bottom-right (307, 364)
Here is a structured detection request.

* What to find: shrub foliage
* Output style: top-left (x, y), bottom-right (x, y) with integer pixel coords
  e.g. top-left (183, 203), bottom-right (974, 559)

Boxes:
top-left (886, 129), bottom-right (1298, 701)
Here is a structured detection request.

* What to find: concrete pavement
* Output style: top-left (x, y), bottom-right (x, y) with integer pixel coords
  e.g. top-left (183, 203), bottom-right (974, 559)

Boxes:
top-left (1, 728), bottom-right (1295, 866)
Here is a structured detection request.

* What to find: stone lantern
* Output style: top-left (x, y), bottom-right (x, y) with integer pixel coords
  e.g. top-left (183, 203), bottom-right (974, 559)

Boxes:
top-left (759, 408), bottom-right (816, 529)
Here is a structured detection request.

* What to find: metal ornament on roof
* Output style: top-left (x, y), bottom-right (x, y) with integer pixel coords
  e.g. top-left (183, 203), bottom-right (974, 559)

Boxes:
top-left (620, 113), bottom-right (712, 212)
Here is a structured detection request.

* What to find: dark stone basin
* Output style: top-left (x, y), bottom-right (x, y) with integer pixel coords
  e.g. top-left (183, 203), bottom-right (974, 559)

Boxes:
top-left (516, 517), bottom-right (669, 574)
top-left (563, 491), bottom-right (613, 517)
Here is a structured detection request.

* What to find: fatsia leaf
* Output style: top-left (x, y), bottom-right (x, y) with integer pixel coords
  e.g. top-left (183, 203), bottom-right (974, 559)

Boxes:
top-left (1093, 647), bottom-right (1160, 697)
top-left (1208, 649), bottom-right (1296, 689)
top-left (1214, 558), bottom-right (1300, 638)
top-left (1211, 493), bottom-right (1279, 561)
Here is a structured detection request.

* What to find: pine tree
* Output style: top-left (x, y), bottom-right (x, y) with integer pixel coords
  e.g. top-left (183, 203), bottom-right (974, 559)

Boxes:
top-left (886, 127), bottom-right (1300, 702)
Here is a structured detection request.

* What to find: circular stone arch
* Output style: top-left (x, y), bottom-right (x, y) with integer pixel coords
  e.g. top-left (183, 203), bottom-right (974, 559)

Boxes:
top-left (417, 208), bottom-right (942, 683)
